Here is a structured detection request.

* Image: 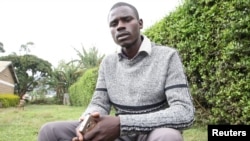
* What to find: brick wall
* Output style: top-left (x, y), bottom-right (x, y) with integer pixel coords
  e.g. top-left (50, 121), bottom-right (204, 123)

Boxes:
top-left (0, 67), bottom-right (15, 94)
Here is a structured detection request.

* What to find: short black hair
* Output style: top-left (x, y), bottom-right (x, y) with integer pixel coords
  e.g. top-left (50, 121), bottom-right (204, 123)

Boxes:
top-left (109, 2), bottom-right (139, 19)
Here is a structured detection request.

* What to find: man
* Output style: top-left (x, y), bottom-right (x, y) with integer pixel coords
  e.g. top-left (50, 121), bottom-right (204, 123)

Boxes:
top-left (38, 2), bottom-right (195, 141)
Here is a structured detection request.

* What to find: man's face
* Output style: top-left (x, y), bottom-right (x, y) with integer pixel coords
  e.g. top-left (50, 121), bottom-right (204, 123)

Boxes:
top-left (108, 6), bottom-right (143, 47)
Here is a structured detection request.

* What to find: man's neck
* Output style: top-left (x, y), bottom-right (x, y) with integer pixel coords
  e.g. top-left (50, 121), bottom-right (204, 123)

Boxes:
top-left (122, 36), bottom-right (143, 59)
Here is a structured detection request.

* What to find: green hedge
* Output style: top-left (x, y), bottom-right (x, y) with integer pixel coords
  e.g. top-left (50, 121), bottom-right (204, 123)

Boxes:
top-left (144, 0), bottom-right (250, 124)
top-left (69, 67), bottom-right (99, 106)
top-left (0, 94), bottom-right (19, 108)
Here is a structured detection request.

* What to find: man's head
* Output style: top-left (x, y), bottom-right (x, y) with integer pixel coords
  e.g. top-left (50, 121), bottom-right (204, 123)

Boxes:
top-left (108, 2), bottom-right (143, 48)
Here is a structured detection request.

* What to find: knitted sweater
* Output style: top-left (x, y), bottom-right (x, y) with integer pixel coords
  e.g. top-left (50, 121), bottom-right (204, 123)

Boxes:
top-left (82, 35), bottom-right (195, 135)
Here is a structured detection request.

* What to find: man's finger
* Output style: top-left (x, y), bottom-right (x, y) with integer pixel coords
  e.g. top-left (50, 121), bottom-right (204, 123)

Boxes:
top-left (78, 116), bottom-right (84, 122)
top-left (76, 131), bottom-right (84, 141)
top-left (72, 137), bottom-right (79, 141)
top-left (91, 112), bottom-right (100, 118)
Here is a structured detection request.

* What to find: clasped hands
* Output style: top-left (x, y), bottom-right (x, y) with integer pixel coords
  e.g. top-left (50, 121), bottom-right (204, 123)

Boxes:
top-left (72, 112), bottom-right (120, 141)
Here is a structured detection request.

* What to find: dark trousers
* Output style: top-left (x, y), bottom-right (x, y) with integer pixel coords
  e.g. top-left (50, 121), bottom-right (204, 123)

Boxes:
top-left (37, 121), bottom-right (183, 141)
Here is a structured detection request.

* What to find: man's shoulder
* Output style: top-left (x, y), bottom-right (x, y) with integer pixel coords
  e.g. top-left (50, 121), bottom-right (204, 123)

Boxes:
top-left (104, 52), bottom-right (118, 60)
top-left (101, 53), bottom-right (119, 64)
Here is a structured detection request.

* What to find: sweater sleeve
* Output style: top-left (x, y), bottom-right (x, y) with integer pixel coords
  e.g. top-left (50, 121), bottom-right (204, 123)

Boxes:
top-left (118, 51), bottom-right (195, 135)
top-left (80, 58), bottom-right (111, 117)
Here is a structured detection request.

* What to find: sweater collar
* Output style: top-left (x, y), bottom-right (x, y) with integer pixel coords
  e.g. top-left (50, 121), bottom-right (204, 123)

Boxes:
top-left (118, 35), bottom-right (152, 59)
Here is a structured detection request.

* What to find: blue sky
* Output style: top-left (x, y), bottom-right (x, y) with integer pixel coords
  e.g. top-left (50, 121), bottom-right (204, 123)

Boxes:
top-left (0, 0), bottom-right (182, 67)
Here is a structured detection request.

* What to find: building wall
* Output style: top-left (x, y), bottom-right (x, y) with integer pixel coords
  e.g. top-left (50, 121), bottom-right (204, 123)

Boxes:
top-left (0, 67), bottom-right (15, 94)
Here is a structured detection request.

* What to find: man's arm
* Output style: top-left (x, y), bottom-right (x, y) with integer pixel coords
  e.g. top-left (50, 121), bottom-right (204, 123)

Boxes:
top-left (80, 58), bottom-right (112, 118)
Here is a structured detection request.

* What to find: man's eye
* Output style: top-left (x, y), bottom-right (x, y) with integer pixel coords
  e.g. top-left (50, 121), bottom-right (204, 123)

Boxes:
top-left (125, 17), bottom-right (132, 22)
top-left (110, 22), bottom-right (117, 27)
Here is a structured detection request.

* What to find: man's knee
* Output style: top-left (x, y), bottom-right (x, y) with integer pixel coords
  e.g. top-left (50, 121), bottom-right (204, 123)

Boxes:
top-left (38, 121), bottom-right (79, 141)
top-left (147, 128), bottom-right (183, 141)
top-left (38, 122), bottom-right (55, 141)
top-left (38, 122), bottom-right (59, 138)
top-left (40, 122), bottom-right (56, 131)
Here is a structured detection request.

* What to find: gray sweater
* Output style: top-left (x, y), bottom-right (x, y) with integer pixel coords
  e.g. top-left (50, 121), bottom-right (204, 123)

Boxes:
top-left (82, 35), bottom-right (195, 135)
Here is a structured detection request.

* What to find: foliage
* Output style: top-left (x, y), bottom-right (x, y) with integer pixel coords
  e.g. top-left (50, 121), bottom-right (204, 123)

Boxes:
top-left (0, 54), bottom-right (52, 95)
top-left (70, 45), bottom-right (105, 70)
top-left (0, 94), bottom-right (19, 108)
top-left (61, 46), bottom-right (104, 106)
top-left (19, 42), bottom-right (34, 55)
top-left (144, 0), bottom-right (250, 124)
top-left (69, 67), bottom-right (99, 106)
top-left (41, 60), bottom-right (82, 104)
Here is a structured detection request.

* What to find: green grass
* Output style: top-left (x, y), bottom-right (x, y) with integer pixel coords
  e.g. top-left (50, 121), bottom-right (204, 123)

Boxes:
top-left (183, 125), bottom-right (207, 141)
top-left (0, 105), bottom-right (207, 141)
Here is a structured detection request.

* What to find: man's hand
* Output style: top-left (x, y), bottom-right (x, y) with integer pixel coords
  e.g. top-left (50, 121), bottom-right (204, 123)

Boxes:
top-left (73, 112), bottom-right (100, 141)
top-left (84, 115), bottom-right (120, 141)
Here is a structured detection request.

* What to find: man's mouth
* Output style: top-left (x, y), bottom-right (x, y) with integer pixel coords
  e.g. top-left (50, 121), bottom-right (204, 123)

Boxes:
top-left (117, 32), bottom-right (130, 41)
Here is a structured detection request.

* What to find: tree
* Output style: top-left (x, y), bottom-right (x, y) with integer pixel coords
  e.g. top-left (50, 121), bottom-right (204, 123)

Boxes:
top-left (0, 54), bottom-right (52, 96)
top-left (0, 42), bottom-right (5, 53)
top-left (19, 42), bottom-right (34, 55)
top-left (70, 45), bottom-right (105, 70)
top-left (44, 60), bottom-right (82, 103)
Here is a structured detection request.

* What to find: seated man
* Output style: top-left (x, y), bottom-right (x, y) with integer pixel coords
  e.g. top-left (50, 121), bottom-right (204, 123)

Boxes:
top-left (38, 2), bottom-right (195, 141)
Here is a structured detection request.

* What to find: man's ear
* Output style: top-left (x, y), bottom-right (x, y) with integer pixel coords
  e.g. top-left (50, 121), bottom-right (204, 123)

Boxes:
top-left (139, 19), bottom-right (143, 29)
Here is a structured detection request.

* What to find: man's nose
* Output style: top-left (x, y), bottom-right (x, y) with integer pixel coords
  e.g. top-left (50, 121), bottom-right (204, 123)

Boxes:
top-left (117, 21), bottom-right (126, 31)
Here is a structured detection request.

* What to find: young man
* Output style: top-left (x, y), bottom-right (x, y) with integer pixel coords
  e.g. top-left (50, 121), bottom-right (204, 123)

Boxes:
top-left (38, 2), bottom-right (195, 141)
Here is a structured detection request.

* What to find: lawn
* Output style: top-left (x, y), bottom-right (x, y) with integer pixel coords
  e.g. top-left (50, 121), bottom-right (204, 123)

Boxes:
top-left (0, 105), bottom-right (207, 141)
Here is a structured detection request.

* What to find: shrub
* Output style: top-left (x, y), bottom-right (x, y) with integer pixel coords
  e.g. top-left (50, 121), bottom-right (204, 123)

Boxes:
top-left (69, 67), bottom-right (99, 106)
top-left (0, 94), bottom-right (19, 108)
top-left (144, 0), bottom-right (250, 124)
